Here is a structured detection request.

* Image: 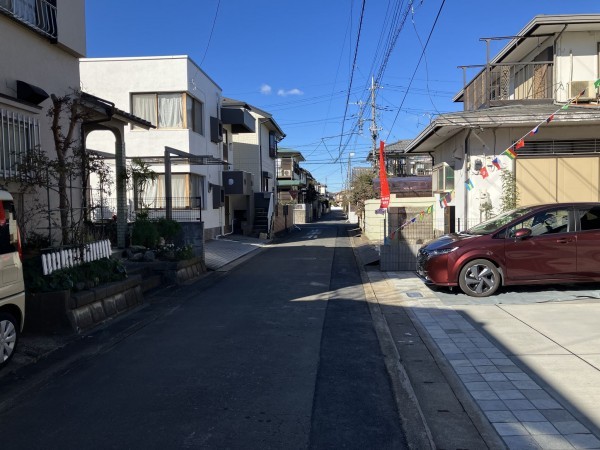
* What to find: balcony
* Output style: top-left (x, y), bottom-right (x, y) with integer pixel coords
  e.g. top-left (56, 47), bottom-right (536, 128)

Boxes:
top-left (0, 0), bottom-right (57, 40)
top-left (276, 157), bottom-right (300, 179)
top-left (462, 62), bottom-right (553, 111)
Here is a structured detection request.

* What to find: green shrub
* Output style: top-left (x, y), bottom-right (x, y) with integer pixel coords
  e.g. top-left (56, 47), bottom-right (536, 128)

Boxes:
top-left (155, 218), bottom-right (181, 242)
top-left (131, 217), bottom-right (159, 248)
top-left (24, 256), bottom-right (127, 293)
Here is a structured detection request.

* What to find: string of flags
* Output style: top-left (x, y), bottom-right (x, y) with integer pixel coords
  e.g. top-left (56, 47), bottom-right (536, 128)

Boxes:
top-left (386, 79), bottom-right (600, 239)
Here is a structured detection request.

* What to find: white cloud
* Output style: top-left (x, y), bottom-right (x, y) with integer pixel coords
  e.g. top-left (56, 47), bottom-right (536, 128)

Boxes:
top-left (260, 84), bottom-right (272, 95)
top-left (277, 88), bottom-right (304, 97)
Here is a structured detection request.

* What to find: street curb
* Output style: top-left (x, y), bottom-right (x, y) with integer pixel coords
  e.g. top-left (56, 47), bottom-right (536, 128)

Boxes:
top-left (350, 234), bottom-right (435, 450)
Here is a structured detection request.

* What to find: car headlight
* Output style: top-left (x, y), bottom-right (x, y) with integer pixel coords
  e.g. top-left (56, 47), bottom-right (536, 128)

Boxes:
top-left (428, 247), bottom-right (458, 257)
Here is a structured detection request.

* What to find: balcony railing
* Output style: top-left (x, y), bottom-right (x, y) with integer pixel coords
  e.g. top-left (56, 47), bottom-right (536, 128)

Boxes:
top-left (0, 0), bottom-right (57, 39)
top-left (89, 197), bottom-right (203, 223)
top-left (463, 62), bottom-right (553, 111)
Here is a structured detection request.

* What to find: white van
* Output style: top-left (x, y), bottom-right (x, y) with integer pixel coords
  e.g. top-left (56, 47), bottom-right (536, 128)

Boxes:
top-left (0, 190), bottom-right (24, 369)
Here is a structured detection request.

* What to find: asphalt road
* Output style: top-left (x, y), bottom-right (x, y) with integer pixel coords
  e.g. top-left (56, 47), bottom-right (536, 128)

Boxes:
top-left (0, 211), bottom-right (407, 449)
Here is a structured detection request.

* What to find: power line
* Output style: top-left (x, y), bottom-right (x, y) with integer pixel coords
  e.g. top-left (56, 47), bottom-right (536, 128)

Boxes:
top-left (386, 0), bottom-right (446, 141)
top-left (337, 0), bottom-right (366, 163)
top-left (200, 0), bottom-right (221, 65)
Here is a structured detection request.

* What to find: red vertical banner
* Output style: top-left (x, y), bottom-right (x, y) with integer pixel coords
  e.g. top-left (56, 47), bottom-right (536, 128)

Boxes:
top-left (379, 140), bottom-right (390, 209)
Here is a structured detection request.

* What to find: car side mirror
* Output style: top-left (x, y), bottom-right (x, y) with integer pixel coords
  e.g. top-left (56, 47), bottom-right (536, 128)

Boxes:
top-left (514, 228), bottom-right (532, 239)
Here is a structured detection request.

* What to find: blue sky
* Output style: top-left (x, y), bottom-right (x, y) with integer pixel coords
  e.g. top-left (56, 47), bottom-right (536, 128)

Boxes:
top-left (86, 1), bottom-right (600, 192)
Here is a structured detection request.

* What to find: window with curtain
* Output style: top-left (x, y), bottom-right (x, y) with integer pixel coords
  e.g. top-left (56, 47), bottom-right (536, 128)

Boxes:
top-left (132, 92), bottom-right (204, 133)
top-left (158, 93), bottom-right (183, 128)
top-left (131, 94), bottom-right (157, 129)
top-left (140, 174), bottom-right (202, 208)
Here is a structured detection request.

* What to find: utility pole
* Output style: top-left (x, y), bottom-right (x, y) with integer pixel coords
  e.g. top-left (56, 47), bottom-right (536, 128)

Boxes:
top-left (369, 77), bottom-right (382, 169)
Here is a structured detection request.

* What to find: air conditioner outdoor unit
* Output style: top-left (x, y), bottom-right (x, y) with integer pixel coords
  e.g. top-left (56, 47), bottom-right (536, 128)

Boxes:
top-left (570, 81), bottom-right (598, 101)
top-left (282, 169), bottom-right (291, 177)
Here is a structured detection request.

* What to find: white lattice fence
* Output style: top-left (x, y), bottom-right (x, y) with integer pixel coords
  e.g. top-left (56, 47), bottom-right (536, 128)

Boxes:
top-left (42, 239), bottom-right (112, 275)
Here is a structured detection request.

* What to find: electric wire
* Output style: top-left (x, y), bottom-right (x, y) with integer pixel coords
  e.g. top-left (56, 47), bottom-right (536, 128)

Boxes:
top-left (385, 0), bottom-right (446, 141)
top-left (336, 0), bottom-right (367, 163)
top-left (200, 0), bottom-right (221, 65)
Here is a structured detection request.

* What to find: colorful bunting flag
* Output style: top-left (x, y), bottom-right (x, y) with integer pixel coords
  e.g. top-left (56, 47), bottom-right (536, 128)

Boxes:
top-left (480, 167), bottom-right (489, 179)
top-left (546, 114), bottom-right (555, 123)
top-left (426, 205), bottom-right (433, 214)
top-left (529, 126), bottom-right (539, 136)
top-left (492, 158), bottom-right (502, 170)
top-left (445, 192), bottom-right (452, 203)
top-left (465, 179), bottom-right (474, 191)
top-left (410, 217), bottom-right (416, 223)
top-left (561, 104), bottom-right (569, 110)
top-left (515, 139), bottom-right (525, 149)
top-left (595, 79), bottom-right (600, 89)
top-left (503, 148), bottom-right (517, 159)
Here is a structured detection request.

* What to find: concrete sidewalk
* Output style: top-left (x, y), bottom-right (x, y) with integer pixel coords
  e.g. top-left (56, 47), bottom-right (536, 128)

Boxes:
top-left (357, 237), bottom-right (600, 449)
top-left (203, 235), bottom-right (270, 270)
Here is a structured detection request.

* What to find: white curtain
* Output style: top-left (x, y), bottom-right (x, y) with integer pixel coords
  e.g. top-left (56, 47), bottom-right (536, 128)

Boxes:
top-left (158, 94), bottom-right (183, 128)
top-left (132, 94), bottom-right (157, 128)
top-left (140, 179), bottom-right (160, 207)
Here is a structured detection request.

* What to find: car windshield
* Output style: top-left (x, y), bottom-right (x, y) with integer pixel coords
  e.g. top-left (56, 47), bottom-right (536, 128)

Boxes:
top-left (465, 206), bottom-right (540, 235)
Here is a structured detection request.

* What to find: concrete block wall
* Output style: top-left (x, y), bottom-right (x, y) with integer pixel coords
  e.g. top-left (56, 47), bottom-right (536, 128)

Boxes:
top-left (68, 275), bottom-right (143, 332)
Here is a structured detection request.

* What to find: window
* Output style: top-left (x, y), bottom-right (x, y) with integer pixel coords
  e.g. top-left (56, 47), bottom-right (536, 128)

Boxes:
top-left (139, 173), bottom-right (205, 209)
top-left (0, 108), bottom-right (39, 176)
top-left (578, 206), bottom-right (600, 231)
top-left (431, 162), bottom-right (454, 193)
top-left (268, 131), bottom-right (277, 157)
top-left (187, 96), bottom-right (204, 135)
top-left (132, 93), bottom-right (203, 133)
top-left (508, 209), bottom-right (570, 237)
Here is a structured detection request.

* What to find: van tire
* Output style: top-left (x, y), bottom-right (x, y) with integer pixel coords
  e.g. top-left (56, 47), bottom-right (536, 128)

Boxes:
top-left (459, 259), bottom-right (501, 297)
top-left (0, 312), bottom-right (19, 369)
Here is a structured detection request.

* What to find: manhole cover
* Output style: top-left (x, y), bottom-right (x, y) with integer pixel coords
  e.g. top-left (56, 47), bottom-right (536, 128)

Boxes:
top-left (406, 291), bottom-right (423, 298)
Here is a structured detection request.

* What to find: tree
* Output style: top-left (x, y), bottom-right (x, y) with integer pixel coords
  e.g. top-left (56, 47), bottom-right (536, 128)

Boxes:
top-left (127, 157), bottom-right (157, 211)
top-left (13, 90), bottom-right (110, 245)
top-left (499, 169), bottom-right (520, 213)
top-left (349, 170), bottom-right (377, 222)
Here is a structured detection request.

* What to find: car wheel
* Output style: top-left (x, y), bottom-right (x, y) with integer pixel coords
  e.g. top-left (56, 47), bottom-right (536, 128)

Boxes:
top-left (459, 259), bottom-right (501, 297)
top-left (0, 312), bottom-right (19, 369)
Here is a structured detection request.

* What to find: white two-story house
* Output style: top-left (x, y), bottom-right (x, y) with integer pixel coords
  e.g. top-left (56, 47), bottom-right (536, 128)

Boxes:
top-left (222, 98), bottom-right (285, 237)
top-left (80, 56), bottom-right (228, 241)
top-left (405, 14), bottom-right (600, 234)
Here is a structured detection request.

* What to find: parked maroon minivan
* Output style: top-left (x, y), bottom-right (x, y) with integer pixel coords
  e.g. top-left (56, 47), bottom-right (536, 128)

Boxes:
top-left (417, 203), bottom-right (600, 297)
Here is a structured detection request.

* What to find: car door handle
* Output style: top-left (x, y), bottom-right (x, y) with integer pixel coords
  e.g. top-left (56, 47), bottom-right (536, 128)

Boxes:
top-left (556, 238), bottom-right (573, 244)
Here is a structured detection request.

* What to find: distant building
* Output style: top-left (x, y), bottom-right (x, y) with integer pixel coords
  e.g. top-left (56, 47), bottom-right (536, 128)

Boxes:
top-left (367, 140), bottom-right (432, 176)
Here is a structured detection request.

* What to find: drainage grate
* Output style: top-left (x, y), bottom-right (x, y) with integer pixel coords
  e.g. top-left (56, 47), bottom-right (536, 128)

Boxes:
top-left (406, 291), bottom-right (423, 298)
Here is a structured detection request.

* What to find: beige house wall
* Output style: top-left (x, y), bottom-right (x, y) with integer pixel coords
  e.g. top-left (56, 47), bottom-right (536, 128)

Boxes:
top-left (363, 196), bottom-right (436, 242)
top-left (517, 156), bottom-right (600, 204)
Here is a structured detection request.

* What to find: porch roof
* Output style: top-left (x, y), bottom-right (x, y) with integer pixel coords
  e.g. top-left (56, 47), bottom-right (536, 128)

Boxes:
top-left (405, 104), bottom-right (600, 154)
top-left (277, 179), bottom-right (305, 187)
top-left (81, 92), bottom-right (154, 129)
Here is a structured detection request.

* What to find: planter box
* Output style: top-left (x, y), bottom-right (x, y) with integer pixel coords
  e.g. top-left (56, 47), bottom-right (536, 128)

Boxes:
top-left (25, 275), bottom-right (144, 334)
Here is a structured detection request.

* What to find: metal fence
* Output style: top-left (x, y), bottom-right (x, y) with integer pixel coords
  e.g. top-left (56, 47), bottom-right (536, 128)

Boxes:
top-left (89, 197), bottom-right (203, 223)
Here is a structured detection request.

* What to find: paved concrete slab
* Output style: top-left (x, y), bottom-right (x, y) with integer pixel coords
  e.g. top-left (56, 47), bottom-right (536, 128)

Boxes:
top-left (204, 235), bottom-right (269, 270)
top-left (368, 269), bottom-right (600, 449)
